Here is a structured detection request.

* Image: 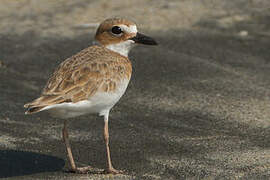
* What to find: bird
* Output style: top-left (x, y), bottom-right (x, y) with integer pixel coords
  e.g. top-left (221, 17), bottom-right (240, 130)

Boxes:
top-left (24, 17), bottom-right (157, 174)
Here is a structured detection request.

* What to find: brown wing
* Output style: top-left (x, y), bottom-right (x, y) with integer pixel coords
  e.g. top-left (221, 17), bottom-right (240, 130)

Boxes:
top-left (24, 45), bottom-right (132, 113)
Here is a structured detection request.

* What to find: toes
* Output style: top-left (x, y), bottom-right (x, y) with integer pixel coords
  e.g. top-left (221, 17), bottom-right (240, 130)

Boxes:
top-left (68, 166), bottom-right (123, 175)
top-left (76, 166), bottom-right (92, 174)
top-left (70, 166), bottom-right (105, 174)
top-left (105, 168), bottom-right (124, 174)
top-left (68, 166), bottom-right (93, 174)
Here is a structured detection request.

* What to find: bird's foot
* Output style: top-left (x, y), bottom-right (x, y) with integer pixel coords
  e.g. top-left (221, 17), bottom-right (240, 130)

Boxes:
top-left (69, 166), bottom-right (104, 174)
top-left (69, 166), bottom-right (92, 174)
top-left (105, 167), bottom-right (124, 174)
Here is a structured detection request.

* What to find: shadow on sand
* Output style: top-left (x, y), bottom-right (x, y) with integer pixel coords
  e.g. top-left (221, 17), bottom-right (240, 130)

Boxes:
top-left (0, 150), bottom-right (64, 178)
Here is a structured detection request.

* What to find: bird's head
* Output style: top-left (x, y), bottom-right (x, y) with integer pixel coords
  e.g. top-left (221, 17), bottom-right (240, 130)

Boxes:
top-left (95, 18), bottom-right (157, 57)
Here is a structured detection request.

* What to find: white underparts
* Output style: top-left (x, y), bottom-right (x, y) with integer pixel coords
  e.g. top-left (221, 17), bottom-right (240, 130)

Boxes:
top-left (106, 40), bottom-right (135, 57)
top-left (40, 79), bottom-right (130, 119)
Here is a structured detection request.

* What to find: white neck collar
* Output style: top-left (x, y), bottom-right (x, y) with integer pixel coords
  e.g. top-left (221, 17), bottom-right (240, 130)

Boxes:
top-left (106, 40), bottom-right (135, 57)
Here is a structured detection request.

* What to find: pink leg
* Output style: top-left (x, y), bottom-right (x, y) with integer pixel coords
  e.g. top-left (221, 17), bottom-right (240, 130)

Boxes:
top-left (103, 114), bottom-right (123, 174)
top-left (62, 120), bottom-right (92, 174)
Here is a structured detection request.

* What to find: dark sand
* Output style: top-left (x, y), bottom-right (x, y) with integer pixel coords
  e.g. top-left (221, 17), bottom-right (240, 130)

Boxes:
top-left (1, 1), bottom-right (270, 179)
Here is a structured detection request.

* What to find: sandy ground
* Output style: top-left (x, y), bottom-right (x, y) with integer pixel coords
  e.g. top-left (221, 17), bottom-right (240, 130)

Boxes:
top-left (1, 0), bottom-right (270, 179)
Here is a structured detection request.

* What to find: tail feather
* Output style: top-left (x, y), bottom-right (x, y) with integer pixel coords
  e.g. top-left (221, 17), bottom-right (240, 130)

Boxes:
top-left (25, 106), bottom-right (46, 114)
top-left (24, 97), bottom-right (47, 114)
top-left (24, 95), bottom-right (72, 115)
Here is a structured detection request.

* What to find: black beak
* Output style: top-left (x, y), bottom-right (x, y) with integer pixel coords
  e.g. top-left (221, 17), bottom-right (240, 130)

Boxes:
top-left (130, 33), bottom-right (158, 45)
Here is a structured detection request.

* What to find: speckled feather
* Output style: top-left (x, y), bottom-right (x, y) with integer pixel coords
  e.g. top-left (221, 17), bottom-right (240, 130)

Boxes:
top-left (24, 45), bottom-right (132, 112)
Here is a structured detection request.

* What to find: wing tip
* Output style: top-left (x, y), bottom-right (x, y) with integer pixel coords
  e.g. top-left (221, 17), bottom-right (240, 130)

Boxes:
top-left (24, 106), bottom-right (45, 115)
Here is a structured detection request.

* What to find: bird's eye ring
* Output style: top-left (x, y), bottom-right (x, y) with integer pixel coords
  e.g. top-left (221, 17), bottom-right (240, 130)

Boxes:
top-left (111, 26), bottom-right (122, 35)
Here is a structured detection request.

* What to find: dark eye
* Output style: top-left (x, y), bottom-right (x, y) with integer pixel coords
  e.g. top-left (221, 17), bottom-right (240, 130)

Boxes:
top-left (111, 26), bottom-right (122, 35)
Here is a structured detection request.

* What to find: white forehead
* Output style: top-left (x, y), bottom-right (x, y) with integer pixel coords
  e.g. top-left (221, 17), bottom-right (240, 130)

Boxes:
top-left (118, 25), bottom-right (137, 34)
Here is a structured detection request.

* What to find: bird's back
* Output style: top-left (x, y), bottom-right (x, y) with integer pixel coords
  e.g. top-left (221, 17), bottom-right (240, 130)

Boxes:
top-left (24, 45), bottom-right (132, 115)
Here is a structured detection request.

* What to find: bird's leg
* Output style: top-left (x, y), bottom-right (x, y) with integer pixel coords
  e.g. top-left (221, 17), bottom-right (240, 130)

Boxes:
top-left (62, 120), bottom-right (76, 170)
top-left (62, 119), bottom-right (92, 174)
top-left (103, 114), bottom-right (123, 174)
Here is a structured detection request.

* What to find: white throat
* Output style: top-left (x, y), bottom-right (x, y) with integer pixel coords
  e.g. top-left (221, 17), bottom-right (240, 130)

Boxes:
top-left (105, 40), bottom-right (135, 57)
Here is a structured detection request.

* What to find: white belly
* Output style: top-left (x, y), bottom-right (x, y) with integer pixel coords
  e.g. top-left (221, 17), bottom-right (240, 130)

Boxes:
top-left (42, 79), bottom-right (130, 118)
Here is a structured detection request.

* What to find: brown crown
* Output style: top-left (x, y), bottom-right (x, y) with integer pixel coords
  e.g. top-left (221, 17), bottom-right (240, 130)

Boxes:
top-left (95, 17), bottom-right (137, 46)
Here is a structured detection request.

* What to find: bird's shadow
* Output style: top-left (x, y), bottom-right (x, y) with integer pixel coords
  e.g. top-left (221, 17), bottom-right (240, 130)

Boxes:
top-left (0, 150), bottom-right (65, 178)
